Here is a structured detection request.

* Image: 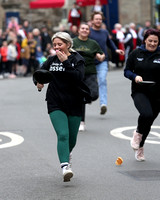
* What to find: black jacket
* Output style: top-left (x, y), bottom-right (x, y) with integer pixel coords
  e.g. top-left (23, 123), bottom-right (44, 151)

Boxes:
top-left (37, 52), bottom-right (86, 115)
top-left (124, 45), bottom-right (160, 99)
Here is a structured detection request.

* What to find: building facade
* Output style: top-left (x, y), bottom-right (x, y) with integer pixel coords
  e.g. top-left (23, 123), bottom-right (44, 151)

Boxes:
top-left (0, 0), bottom-right (157, 31)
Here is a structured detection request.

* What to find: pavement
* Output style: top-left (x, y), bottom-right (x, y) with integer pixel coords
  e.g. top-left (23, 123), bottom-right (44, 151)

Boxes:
top-left (0, 68), bottom-right (160, 200)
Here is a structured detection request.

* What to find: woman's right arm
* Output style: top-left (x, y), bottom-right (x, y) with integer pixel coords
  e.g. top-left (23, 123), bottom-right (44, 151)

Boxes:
top-left (124, 50), bottom-right (137, 81)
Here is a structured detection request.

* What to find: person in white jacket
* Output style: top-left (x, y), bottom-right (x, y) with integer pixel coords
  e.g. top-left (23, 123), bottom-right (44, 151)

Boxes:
top-left (7, 38), bottom-right (17, 78)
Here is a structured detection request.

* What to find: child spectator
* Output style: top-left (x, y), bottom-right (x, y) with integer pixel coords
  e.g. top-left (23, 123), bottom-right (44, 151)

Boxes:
top-left (7, 39), bottom-right (18, 78)
top-left (28, 40), bottom-right (39, 73)
top-left (20, 38), bottom-right (30, 76)
top-left (0, 40), bottom-right (8, 77)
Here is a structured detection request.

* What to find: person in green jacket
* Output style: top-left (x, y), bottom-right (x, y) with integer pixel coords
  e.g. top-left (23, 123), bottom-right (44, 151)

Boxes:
top-left (73, 22), bottom-right (105, 131)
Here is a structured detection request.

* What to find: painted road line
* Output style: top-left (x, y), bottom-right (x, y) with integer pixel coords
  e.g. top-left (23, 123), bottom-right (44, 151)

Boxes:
top-left (110, 126), bottom-right (160, 144)
top-left (0, 132), bottom-right (24, 149)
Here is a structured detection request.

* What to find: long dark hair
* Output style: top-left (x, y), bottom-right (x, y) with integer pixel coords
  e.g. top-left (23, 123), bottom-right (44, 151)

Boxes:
top-left (142, 28), bottom-right (160, 45)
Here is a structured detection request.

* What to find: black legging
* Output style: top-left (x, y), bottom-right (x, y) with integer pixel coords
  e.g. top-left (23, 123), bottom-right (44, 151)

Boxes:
top-left (132, 92), bottom-right (160, 147)
top-left (81, 104), bottom-right (85, 122)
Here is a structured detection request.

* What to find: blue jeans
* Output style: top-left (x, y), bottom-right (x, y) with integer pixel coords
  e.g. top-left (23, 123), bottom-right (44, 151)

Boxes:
top-left (96, 61), bottom-right (108, 106)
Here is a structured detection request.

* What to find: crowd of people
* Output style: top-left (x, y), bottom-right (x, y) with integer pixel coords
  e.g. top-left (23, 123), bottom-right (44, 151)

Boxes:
top-left (0, 9), bottom-right (157, 81)
top-left (0, 18), bottom-right (54, 79)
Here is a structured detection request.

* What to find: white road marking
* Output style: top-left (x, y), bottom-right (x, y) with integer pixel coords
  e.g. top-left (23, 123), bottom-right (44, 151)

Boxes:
top-left (0, 132), bottom-right (24, 149)
top-left (110, 126), bottom-right (160, 144)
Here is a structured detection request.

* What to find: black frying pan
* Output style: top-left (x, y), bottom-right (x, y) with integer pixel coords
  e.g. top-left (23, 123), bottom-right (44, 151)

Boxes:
top-left (33, 69), bottom-right (53, 91)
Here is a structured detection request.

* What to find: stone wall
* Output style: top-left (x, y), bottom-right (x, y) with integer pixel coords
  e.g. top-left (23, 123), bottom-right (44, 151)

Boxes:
top-left (0, 0), bottom-right (66, 31)
top-left (119, 0), bottom-right (151, 26)
top-left (0, 0), bottom-right (155, 31)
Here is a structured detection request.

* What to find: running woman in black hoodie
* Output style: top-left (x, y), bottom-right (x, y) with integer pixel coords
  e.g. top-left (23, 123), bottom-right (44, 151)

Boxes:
top-left (35, 32), bottom-right (86, 182)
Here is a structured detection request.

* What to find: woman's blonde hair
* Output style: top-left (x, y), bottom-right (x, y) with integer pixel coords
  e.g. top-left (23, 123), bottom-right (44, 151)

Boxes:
top-left (51, 31), bottom-right (75, 52)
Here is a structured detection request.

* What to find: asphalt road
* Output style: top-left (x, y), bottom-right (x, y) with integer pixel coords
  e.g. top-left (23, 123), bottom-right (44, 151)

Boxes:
top-left (0, 69), bottom-right (160, 200)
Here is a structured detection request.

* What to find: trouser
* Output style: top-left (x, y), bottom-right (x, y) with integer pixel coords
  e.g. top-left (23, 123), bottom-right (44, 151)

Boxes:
top-left (132, 93), bottom-right (160, 147)
top-left (81, 104), bottom-right (85, 122)
top-left (1, 61), bottom-right (9, 73)
top-left (8, 61), bottom-right (14, 73)
top-left (81, 74), bottom-right (99, 122)
top-left (49, 110), bottom-right (81, 164)
top-left (96, 61), bottom-right (108, 106)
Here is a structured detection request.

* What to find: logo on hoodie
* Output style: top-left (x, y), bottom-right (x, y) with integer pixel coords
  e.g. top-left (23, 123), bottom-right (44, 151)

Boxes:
top-left (49, 62), bottom-right (65, 72)
top-left (153, 59), bottom-right (160, 64)
top-left (137, 57), bottom-right (144, 61)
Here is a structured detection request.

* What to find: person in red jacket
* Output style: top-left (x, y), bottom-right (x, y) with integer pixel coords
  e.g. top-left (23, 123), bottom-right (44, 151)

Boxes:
top-left (0, 40), bottom-right (8, 76)
top-left (68, 2), bottom-right (82, 29)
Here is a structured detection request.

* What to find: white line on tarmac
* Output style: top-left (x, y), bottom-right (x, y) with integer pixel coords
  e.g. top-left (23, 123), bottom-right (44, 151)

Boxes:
top-left (110, 126), bottom-right (160, 144)
top-left (0, 132), bottom-right (24, 149)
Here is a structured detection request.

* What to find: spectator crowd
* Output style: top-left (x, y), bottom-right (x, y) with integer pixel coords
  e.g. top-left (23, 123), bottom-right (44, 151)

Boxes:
top-left (0, 4), bottom-right (158, 80)
top-left (0, 18), bottom-right (54, 79)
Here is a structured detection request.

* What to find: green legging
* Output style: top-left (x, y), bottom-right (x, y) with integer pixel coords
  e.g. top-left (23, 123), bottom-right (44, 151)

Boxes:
top-left (49, 110), bottom-right (81, 164)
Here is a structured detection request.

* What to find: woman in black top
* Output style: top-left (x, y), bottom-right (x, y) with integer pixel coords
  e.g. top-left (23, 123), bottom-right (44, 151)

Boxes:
top-left (35, 32), bottom-right (85, 182)
top-left (124, 29), bottom-right (160, 161)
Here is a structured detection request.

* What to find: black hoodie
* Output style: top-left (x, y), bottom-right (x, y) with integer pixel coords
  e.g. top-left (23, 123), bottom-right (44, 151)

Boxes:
top-left (39, 51), bottom-right (85, 115)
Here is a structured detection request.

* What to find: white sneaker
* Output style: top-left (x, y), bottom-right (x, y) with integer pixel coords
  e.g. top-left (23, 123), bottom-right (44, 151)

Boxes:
top-left (100, 104), bottom-right (107, 115)
top-left (135, 147), bottom-right (145, 161)
top-left (130, 131), bottom-right (142, 150)
top-left (62, 165), bottom-right (73, 182)
top-left (79, 122), bottom-right (85, 132)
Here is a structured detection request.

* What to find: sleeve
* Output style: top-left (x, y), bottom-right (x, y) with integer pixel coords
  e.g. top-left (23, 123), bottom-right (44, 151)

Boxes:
top-left (106, 31), bottom-right (117, 52)
top-left (78, 9), bottom-right (82, 20)
top-left (0, 48), bottom-right (3, 56)
top-left (124, 50), bottom-right (137, 81)
top-left (123, 33), bottom-right (132, 43)
top-left (7, 47), bottom-right (11, 59)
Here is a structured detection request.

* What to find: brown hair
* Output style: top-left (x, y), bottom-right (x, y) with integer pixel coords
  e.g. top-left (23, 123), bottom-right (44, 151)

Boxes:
top-left (143, 28), bottom-right (160, 44)
top-left (79, 22), bottom-right (90, 29)
top-left (90, 11), bottom-right (105, 21)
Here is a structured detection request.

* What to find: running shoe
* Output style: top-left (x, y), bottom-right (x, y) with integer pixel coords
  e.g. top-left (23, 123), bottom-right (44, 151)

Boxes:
top-left (130, 130), bottom-right (142, 150)
top-left (135, 147), bottom-right (145, 161)
top-left (79, 122), bottom-right (85, 132)
top-left (100, 104), bottom-right (107, 115)
top-left (62, 165), bottom-right (73, 182)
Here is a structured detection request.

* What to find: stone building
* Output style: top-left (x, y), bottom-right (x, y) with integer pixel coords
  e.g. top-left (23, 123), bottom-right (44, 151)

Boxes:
top-left (0, 0), bottom-right (156, 31)
top-left (118, 0), bottom-right (154, 27)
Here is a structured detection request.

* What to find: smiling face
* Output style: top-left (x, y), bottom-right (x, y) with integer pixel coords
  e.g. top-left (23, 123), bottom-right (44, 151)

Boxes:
top-left (52, 38), bottom-right (70, 54)
top-left (92, 14), bottom-right (103, 29)
top-left (78, 24), bottom-right (90, 40)
top-left (145, 35), bottom-right (159, 52)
